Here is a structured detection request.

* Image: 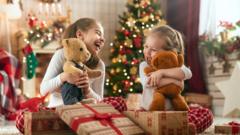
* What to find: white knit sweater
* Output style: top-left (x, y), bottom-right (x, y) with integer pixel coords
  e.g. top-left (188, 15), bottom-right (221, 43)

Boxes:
top-left (40, 49), bottom-right (105, 107)
top-left (139, 61), bottom-right (192, 110)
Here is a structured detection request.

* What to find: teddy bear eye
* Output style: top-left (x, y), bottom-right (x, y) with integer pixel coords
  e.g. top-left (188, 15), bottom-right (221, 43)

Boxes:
top-left (79, 48), bottom-right (83, 51)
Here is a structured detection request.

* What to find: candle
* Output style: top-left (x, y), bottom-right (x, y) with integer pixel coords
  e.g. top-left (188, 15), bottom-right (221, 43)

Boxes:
top-left (57, 3), bottom-right (62, 15)
top-left (51, 3), bottom-right (56, 16)
top-left (39, 2), bottom-right (43, 14)
top-left (45, 3), bottom-right (49, 17)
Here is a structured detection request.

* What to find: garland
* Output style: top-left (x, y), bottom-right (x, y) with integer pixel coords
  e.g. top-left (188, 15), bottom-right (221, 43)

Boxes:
top-left (199, 20), bottom-right (240, 74)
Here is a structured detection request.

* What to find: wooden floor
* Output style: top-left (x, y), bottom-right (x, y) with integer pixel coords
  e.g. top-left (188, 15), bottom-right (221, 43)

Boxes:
top-left (0, 117), bottom-right (240, 135)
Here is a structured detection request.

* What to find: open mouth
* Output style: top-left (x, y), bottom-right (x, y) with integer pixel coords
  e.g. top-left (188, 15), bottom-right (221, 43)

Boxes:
top-left (95, 42), bottom-right (102, 51)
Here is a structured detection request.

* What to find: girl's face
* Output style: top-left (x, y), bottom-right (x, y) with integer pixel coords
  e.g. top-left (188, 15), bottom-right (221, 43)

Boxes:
top-left (143, 34), bottom-right (165, 65)
top-left (78, 23), bottom-right (105, 54)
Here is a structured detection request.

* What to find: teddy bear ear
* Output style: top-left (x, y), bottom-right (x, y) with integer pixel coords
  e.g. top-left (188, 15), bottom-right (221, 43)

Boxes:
top-left (61, 39), bottom-right (69, 47)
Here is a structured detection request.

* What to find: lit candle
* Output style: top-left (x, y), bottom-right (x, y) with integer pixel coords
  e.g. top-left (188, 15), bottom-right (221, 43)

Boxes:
top-left (57, 3), bottom-right (62, 15)
top-left (45, 3), bottom-right (49, 17)
top-left (39, 2), bottom-right (43, 14)
top-left (51, 3), bottom-right (56, 16)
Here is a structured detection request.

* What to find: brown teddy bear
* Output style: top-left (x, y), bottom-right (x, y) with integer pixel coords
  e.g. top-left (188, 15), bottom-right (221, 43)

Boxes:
top-left (61, 38), bottom-right (101, 105)
top-left (144, 51), bottom-right (189, 111)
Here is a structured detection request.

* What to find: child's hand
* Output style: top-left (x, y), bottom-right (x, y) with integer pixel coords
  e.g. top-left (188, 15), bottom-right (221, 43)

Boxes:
top-left (147, 70), bottom-right (164, 87)
top-left (61, 72), bottom-right (89, 88)
top-left (173, 80), bottom-right (184, 89)
top-left (60, 72), bottom-right (82, 84)
top-left (61, 72), bottom-right (90, 95)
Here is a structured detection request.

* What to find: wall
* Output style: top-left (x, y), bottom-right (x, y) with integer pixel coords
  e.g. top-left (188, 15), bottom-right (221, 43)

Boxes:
top-left (2, 0), bottom-right (165, 65)
top-left (4, 0), bottom-right (127, 65)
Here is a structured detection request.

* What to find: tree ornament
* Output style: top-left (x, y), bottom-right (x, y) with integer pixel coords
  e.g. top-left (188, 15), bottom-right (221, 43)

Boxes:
top-left (125, 38), bottom-right (132, 47)
top-left (105, 0), bottom-right (165, 97)
top-left (124, 30), bottom-right (130, 36)
top-left (140, 16), bottom-right (149, 22)
top-left (133, 35), bottom-right (142, 48)
top-left (130, 66), bottom-right (138, 75)
top-left (110, 69), bottom-right (115, 75)
top-left (113, 84), bottom-right (118, 91)
top-left (116, 68), bottom-right (121, 73)
top-left (127, 17), bottom-right (135, 27)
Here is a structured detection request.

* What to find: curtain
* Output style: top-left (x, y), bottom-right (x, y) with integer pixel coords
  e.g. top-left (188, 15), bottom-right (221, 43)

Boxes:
top-left (166, 0), bottom-right (207, 93)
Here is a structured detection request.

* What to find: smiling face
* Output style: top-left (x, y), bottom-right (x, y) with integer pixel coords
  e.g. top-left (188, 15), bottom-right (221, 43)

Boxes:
top-left (78, 23), bottom-right (105, 55)
top-left (143, 34), bottom-right (166, 65)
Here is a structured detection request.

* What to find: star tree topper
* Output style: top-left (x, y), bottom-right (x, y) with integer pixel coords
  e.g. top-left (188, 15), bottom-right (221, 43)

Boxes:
top-left (215, 61), bottom-right (240, 117)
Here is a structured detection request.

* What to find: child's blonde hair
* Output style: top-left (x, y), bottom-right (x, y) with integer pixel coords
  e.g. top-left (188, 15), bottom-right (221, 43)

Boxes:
top-left (149, 25), bottom-right (184, 55)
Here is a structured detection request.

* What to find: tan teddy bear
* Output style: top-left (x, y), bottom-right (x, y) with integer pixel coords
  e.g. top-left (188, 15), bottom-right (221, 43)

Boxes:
top-left (61, 38), bottom-right (101, 105)
top-left (144, 50), bottom-right (189, 111)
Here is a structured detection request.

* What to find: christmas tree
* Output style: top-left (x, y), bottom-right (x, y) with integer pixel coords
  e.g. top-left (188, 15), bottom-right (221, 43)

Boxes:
top-left (105, 0), bottom-right (166, 97)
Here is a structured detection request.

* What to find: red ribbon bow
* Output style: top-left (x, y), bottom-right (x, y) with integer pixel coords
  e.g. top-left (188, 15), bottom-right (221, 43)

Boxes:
top-left (228, 121), bottom-right (240, 134)
top-left (94, 113), bottom-right (112, 126)
top-left (70, 104), bottom-right (124, 135)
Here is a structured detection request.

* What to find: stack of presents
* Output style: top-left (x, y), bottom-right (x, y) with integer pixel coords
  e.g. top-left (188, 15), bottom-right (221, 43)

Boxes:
top-left (17, 93), bottom-right (240, 135)
top-left (21, 103), bottom-right (191, 135)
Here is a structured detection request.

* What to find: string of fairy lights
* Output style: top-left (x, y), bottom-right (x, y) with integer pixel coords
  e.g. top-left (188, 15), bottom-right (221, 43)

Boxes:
top-left (105, 0), bottom-right (166, 96)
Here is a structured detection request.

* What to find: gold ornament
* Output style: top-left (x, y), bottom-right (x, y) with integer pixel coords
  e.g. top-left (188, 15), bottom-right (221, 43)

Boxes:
top-left (140, 16), bottom-right (149, 22)
top-left (116, 68), bottom-right (121, 73)
top-left (113, 84), bottom-right (118, 91)
top-left (110, 69), bottom-right (115, 75)
top-left (112, 58), bottom-right (117, 63)
top-left (135, 77), bottom-right (141, 83)
top-left (130, 66), bottom-right (138, 75)
top-left (125, 38), bottom-right (132, 47)
top-left (118, 55), bottom-right (127, 62)
top-left (127, 17), bottom-right (135, 27)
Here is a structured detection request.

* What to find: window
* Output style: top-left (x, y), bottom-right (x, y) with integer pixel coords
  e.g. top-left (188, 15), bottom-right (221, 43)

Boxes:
top-left (199, 0), bottom-right (240, 38)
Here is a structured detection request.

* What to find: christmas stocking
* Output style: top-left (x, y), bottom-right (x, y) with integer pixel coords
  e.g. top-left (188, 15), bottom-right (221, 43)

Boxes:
top-left (22, 44), bottom-right (38, 79)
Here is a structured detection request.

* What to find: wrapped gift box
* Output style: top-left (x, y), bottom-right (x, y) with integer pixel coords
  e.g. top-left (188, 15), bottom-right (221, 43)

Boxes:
top-left (24, 110), bottom-right (75, 135)
top-left (215, 124), bottom-right (240, 134)
top-left (124, 111), bottom-right (189, 135)
top-left (126, 94), bottom-right (142, 110)
top-left (184, 93), bottom-right (212, 108)
top-left (56, 103), bottom-right (145, 135)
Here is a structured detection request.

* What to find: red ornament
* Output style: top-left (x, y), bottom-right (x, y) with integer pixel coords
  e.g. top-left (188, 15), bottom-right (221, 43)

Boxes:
top-left (119, 49), bottom-right (126, 55)
top-left (134, 36), bottom-right (142, 48)
top-left (126, 49), bottom-right (132, 54)
top-left (124, 30), bottom-right (130, 36)
top-left (123, 80), bottom-right (131, 89)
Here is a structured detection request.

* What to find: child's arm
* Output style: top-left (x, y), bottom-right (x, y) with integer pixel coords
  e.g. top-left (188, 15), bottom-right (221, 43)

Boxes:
top-left (149, 77), bottom-right (183, 88)
top-left (147, 65), bottom-right (191, 87)
top-left (40, 49), bottom-right (65, 96)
